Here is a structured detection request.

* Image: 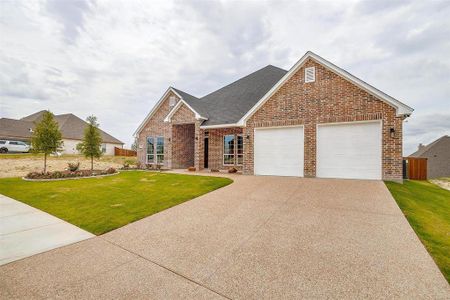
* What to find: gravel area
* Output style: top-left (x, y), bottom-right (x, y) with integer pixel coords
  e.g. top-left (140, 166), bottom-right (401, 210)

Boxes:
top-left (0, 155), bottom-right (127, 178)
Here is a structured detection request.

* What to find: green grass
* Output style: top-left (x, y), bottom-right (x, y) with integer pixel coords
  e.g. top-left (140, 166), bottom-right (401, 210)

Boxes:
top-left (0, 171), bottom-right (232, 235)
top-left (385, 180), bottom-right (450, 283)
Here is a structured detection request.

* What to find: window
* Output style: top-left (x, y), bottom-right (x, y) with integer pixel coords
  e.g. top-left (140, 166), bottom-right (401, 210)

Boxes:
top-left (305, 67), bottom-right (315, 83)
top-left (146, 137), bottom-right (154, 163)
top-left (237, 135), bottom-right (243, 165)
top-left (156, 137), bottom-right (164, 164)
top-left (223, 134), bottom-right (244, 165)
top-left (9, 141), bottom-right (18, 145)
top-left (147, 136), bottom-right (164, 164)
top-left (169, 96), bottom-right (176, 107)
top-left (0, 141), bottom-right (5, 144)
top-left (101, 143), bottom-right (106, 153)
top-left (223, 135), bottom-right (235, 165)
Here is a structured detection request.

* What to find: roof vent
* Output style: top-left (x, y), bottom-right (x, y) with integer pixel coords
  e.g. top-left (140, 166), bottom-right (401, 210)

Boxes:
top-left (169, 96), bottom-right (176, 107)
top-left (305, 67), bottom-right (315, 83)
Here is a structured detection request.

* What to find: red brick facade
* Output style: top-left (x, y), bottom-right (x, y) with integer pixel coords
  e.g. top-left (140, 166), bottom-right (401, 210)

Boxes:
top-left (172, 124), bottom-right (195, 169)
top-left (244, 58), bottom-right (404, 180)
top-left (137, 58), bottom-right (405, 180)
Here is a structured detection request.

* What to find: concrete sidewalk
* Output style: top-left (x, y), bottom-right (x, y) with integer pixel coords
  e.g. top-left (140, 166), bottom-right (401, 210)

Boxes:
top-left (0, 194), bottom-right (94, 265)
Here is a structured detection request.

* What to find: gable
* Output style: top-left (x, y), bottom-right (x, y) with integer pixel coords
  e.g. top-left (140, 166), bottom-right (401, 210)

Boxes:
top-left (240, 52), bottom-right (413, 125)
top-left (169, 102), bottom-right (197, 124)
top-left (134, 89), bottom-right (181, 136)
top-left (247, 58), bottom-right (398, 125)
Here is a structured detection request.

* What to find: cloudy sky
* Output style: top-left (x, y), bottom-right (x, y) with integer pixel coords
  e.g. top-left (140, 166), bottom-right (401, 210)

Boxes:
top-left (1, 0), bottom-right (449, 154)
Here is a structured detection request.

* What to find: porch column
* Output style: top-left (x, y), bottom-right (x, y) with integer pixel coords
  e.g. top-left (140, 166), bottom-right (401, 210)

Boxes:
top-left (194, 121), bottom-right (204, 171)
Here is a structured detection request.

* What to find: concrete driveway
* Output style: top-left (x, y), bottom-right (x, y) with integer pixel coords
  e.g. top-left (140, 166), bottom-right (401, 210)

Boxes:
top-left (1, 175), bottom-right (449, 299)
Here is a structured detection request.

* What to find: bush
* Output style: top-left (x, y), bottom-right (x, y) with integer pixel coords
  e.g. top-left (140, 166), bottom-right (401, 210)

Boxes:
top-left (105, 167), bottom-right (116, 174)
top-left (67, 162), bottom-right (80, 172)
top-left (210, 169), bottom-right (220, 172)
top-left (123, 159), bottom-right (136, 169)
top-left (188, 166), bottom-right (196, 172)
top-left (25, 168), bottom-right (117, 180)
top-left (228, 167), bottom-right (238, 173)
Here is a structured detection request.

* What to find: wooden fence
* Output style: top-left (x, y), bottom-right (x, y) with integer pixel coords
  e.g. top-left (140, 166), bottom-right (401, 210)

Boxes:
top-left (404, 157), bottom-right (427, 180)
top-left (114, 147), bottom-right (137, 157)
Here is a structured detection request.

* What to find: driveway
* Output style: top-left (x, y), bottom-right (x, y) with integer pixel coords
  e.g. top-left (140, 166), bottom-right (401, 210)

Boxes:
top-left (0, 194), bottom-right (93, 265)
top-left (1, 175), bottom-right (449, 299)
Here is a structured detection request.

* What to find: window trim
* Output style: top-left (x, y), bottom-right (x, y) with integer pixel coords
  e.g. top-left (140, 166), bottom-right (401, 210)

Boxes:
top-left (146, 136), bottom-right (155, 164)
top-left (236, 134), bottom-right (243, 166)
top-left (223, 134), bottom-right (244, 166)
top-left (146, 136), bottom-right (164, 165)
top-left (223, 134), bottom-right (235, 166)
top-left (156, 136), bottom-right (164, 164)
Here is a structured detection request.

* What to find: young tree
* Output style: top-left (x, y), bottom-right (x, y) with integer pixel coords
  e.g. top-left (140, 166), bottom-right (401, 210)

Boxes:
top-left (30, 111), bottom-right (63, 173)
top-left (131, 138), bottom-right (138, 151)
top-left (76, 115), bottom-right (102, 172)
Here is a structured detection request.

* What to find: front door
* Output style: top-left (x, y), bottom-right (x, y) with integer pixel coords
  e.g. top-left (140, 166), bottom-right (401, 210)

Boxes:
top-left (204, 137), bottom-right (209, 168)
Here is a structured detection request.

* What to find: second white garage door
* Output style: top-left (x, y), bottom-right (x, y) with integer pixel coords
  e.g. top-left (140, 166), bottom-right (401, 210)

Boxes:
top-left (317, 121), bottom-right (382, 180)
top-left (254, 126), bottom-right (304, 177)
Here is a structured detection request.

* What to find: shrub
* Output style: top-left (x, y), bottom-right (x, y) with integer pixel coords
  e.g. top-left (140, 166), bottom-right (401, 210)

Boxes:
top-left (67, 162), bottom-right (80, 172)
top-left (25, 168), bottom-right (117, 180)
top-left (210, 169), bottom-right (220, 172)
top-left (123, 159), bottom-right (136, 169)
top-left (188, 166), bottom-right (196, 172)
top-left (228, 167), bottom-right (238, 173)
top-left (105, 167), bottom-right (116, 174)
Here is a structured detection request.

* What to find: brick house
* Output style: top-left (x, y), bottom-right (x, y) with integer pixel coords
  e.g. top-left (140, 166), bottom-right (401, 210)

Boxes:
top-left (135, 51), bottom-right (413, 181)
top-left (409, 135), bottom-right (450, 178)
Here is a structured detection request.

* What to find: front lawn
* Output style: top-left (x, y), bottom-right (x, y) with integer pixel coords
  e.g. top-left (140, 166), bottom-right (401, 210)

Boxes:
top-left (385, 180), bottom-right (450, 283)
top-left (0, 171), bottom-right (232, 235)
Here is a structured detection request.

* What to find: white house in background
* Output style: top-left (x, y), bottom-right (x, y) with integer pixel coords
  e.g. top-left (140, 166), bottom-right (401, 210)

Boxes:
top-left (0, 111), bottom-right (123, 155)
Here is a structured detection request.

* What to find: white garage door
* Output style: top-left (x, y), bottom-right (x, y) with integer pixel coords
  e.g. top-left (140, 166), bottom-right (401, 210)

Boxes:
top-left (317, 121), bottom-right (382, 180)
top-left (254, 126), bottom-right (304, 177)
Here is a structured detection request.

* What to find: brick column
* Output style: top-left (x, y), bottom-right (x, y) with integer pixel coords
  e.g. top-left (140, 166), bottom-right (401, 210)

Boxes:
top-left (194, 121), bottom-right (204, 171)
top-left (303, 122), bottom-right (316, 177)
top-left (243, 126), bottom-right (254, 175)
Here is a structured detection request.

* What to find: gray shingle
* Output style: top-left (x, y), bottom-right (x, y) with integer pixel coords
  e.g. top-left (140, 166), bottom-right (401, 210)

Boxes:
top-left (172, 65), bottom-right (287, 126)
top-left (2, 113), bottom-right (123, 144)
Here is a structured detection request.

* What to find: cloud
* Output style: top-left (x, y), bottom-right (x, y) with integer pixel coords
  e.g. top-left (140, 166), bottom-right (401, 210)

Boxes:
top-left (0, 0), bottom-right (449, 150)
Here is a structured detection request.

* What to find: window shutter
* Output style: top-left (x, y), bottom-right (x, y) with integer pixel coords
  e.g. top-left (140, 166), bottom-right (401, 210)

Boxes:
top-left (305, 67), bottom-right (315, 83)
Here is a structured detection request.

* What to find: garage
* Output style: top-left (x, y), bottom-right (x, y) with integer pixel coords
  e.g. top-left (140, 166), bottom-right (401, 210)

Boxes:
top-left (316, 121), bottom-right (382, 180)
top-left (254, 126), bottom-right (304, 177)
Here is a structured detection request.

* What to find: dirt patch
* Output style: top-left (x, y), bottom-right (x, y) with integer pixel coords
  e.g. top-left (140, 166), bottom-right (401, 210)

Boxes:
top-left (0, 156), bottom-right (123, 178)
top-left (430, 179), bottom-right (450, 191)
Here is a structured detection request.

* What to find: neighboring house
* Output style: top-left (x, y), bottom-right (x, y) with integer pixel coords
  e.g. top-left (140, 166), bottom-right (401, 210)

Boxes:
top-left (409, 135), bottom-right (450, 178)
top-left (0, 111), bottom-right (123, 155)
top-left (135, 51), bottom-right (414, 181)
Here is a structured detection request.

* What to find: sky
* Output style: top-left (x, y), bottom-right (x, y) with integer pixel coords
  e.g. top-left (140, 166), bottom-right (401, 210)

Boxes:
top-left (0, 0), bottom-right (449, 154)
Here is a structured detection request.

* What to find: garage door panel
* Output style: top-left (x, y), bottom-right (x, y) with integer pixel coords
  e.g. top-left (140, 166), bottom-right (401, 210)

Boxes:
top-left (254, 127), bottom-right (304, 177)
top-left (317, 122), bottom-right (382, 180)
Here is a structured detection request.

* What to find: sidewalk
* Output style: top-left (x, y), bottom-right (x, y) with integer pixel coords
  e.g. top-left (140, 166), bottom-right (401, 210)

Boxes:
top-left (0, 194), bottom-right (94, 265)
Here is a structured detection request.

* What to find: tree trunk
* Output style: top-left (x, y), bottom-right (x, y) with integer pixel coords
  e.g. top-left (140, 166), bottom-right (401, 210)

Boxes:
top-left (44, 153), bottom-right (47, 173)
top-left (91, 156), bottom-right (93, 172)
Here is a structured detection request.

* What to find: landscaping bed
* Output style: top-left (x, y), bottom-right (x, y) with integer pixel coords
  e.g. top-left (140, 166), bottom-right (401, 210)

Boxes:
top-left (24, 168), bottom-right (117, 180)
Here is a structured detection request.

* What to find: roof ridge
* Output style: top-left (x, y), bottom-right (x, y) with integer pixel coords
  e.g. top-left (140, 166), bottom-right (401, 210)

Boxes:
top-left (199, 65), bottom-right (287, 100)
top-left (409, 135), bottom-right (449, 157)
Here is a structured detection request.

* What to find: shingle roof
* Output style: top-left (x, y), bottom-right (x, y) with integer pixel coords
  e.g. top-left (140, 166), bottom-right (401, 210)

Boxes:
top-left (409, 135), bottom-right (450, 157)
top-left (171, 88), bottom-right (209, 119)
top-left (1, 112), bottom-right (123, 144)
top-left (0, 118), bottom-right (34, 140)
top-left (170, 65), bottom-right (287, 126)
